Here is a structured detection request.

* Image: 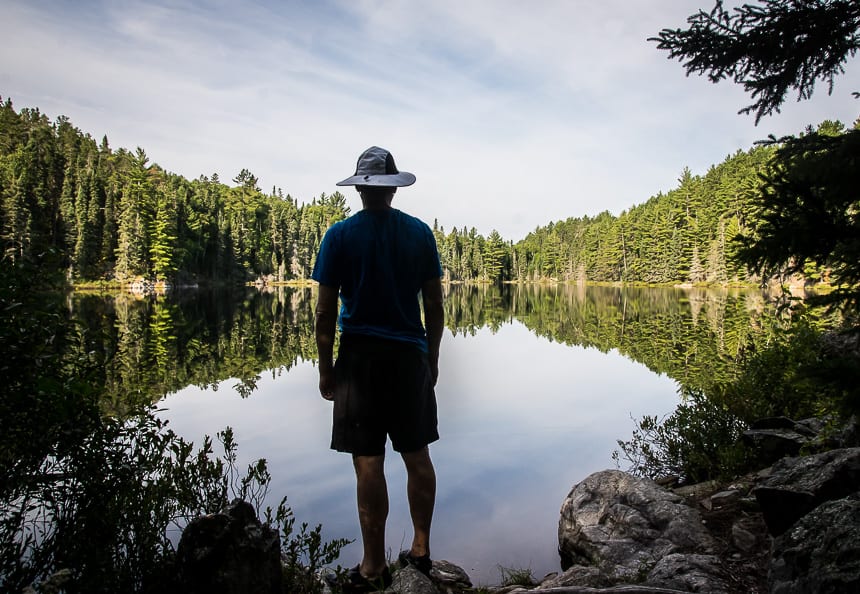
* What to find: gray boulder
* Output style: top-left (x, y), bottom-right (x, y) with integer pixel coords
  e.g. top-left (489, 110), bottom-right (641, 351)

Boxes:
top-left (769, 496), bottom-right (860, 594)
top-left (429, 559), bottom-right (473, 592)
top-left (646, 553), bottom-right (731, 593)
top-left (536, 564), bottom-right (612, 589)
top-left (558, 470), bottom-right (719, 587)
top-left (752, 447), bottom-right (860, 535)
top-left (391, 565), bottom-right (437, 594)
top-left (382, 559), bottom-right (472, 594)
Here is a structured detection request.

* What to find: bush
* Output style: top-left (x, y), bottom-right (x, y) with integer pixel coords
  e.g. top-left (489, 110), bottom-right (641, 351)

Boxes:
top-left (614, 389), bottom-right (749, 484)
top-left (721, 314), bottom-right (860, 421)
top-left (615, 309), bottom-right (860, 484)
top-left (0, 259), bottom-right (348, 593)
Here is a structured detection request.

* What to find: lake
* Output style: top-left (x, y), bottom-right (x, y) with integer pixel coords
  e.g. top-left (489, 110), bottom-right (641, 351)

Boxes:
top-left (70, 284), bottom-right (771, 586)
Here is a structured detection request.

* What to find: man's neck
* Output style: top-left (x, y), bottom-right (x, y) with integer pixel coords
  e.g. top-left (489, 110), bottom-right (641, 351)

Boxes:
top-left (362, 201), bottom-right (393, 212)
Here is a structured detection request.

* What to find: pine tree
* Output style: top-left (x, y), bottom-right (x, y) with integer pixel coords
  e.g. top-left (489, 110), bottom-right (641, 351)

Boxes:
top-left (149, 190), bottom-right (177, 281)
top-left (655, 1), bottom-right (860, 314)
top-left (652, 0), bottom-right (860, 123)
top-left (115, 149), bottom-right (153, 281)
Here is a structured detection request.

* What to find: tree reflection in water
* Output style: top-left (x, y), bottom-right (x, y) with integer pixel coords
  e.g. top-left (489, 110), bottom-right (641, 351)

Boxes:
top-left (3, 282), bottom-right (804, 590)
top-left (68, 284), bottom-right (783, 408)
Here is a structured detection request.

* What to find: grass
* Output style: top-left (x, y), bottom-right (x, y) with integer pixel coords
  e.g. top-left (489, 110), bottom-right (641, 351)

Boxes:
top-left (497, 564), bottom-right (537, 587)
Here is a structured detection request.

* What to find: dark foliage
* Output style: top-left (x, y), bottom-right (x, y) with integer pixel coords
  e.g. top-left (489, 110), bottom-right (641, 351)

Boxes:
top-left (738, 126), bottom-right (860, 313)
top-left (654, 1), bottom-right (860, 321)
top-left (651, 0), bottom-right (860, 123)
top-left (613, 389), bottom-right (750, 484)
top-left (0, 258), bottom-right (348, 593)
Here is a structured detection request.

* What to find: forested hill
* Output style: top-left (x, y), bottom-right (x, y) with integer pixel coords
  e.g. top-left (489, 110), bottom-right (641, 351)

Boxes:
top-left (0, 96), bottom-right (849, 285)
top-left (0, 97), bottom-right (348, 284)
top-left (502, 150), bottom-right (771, 285)
top-left (436, 119), bottom-right (851, 285)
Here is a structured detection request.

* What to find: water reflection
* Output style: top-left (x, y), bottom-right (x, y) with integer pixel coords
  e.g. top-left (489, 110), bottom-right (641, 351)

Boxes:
top-left (62, 285), bottom-right (780, 584)
top-left (70, 284), bottom-right (775, 406)
top-left (159, 321), bottom-right (679, 585)
top-left (67, 284), bottom-right (777, 585)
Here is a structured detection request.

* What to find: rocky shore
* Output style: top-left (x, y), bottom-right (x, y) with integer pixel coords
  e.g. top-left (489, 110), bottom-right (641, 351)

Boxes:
top-left (174, 416), bottom-right (860, 594)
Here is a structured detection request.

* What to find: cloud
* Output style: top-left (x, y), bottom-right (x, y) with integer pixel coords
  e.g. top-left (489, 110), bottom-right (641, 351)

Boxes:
top-left (1, 0), bottom-right (858, 239)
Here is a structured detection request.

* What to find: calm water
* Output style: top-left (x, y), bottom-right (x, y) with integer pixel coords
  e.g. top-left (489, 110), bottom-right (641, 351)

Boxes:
top-left (160, 320), bottom-right (677, 584)
top-left (70, 284), bottom-right (771, 585)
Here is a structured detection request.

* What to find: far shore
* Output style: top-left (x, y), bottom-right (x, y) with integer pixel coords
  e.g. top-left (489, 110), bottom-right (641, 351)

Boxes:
top-left (70, 277), bottom-right (835, 295)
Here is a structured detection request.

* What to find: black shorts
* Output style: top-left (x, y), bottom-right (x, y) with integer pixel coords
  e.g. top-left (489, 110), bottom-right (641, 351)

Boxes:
top-left (331, 334), bottom-right (439, 456)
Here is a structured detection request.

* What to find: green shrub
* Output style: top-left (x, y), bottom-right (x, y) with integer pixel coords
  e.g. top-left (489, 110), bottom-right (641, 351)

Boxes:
top-left (614, 389), bottom-right (749, 484)
top-left (615, 310), bottom-right (860, 483)
top-left (0, 259), bottom-right (348, 593)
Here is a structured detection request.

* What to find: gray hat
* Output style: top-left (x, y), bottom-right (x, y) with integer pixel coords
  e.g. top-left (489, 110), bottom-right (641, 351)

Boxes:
top-left (336, 146), bottom-right (416, 187)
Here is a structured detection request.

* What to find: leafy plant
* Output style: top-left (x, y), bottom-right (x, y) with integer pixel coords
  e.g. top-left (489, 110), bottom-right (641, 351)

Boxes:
top-left (265, 501), bottom-right (351, 593)
top-left (219, 426), bottom-right (352, 593)
top-left (721, 314), bottom-right (860, 420)
top-left (0, 257), bottom-right (348, 593)
top-left (614, 388), bottom-right (749, 484)
top-left (615, 308), bottom-right (860, 483)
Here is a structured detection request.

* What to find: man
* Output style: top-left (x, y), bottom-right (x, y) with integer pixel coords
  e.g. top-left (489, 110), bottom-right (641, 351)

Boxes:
top-left (312, 146), bottom-right (444, 593)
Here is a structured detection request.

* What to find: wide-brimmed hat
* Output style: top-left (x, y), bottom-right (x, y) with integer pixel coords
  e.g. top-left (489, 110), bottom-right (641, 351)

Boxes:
top-left (336, 146), bottom-right (416, 187)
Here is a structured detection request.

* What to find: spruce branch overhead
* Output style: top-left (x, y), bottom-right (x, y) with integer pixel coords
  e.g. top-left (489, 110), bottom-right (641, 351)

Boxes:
top-left (650, 0), bottom-right (860, 123)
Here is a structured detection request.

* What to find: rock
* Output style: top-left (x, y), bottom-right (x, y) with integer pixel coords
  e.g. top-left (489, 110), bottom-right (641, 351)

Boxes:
top-left (730, 521), bottom-right (758, 553)
top-left (645, 553), bottom-right (732, 593)
top-left (537, 564), bottom-right (612, 589)
top-left (429, 559), bottom-right (473, 592)
top-left (753, 447), bottom-right (860, 535)
top-left (708, 489), bottom-right (742, 509)
top-left (654, 475), bottom-right (680, 488)
top-left (824, 415), bottom-right (860, 449)
top-left (672, 480), bottom-right (719, 499)
top-left (795, 416), bottom-right (828, 436)
top-left (738, 495), bottom-right (761, 513)
top-left (176, 499), bottom-right (281, 594)
top-left (22, 569), bottom-right (73, 594)
top-left (742, 427), bottom-right (809, 466)
top-left (769, 496), bottom-right (860, 593)
top-left (558, 470), bottom-right (718, 586)
top-left (392, 565), bottom-right (437, 594)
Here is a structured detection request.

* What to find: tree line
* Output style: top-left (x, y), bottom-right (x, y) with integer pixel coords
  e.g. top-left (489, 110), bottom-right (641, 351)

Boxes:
top-left (1, 95), bottom-right (856, 289)
top-left (434, 119), bottom-right (854, 286)
top-left (0, 97), bottom-right (349, 284)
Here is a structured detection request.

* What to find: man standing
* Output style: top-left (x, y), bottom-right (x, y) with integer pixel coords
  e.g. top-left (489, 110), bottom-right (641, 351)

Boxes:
top-left (313, 146), bottom-right (444, 593)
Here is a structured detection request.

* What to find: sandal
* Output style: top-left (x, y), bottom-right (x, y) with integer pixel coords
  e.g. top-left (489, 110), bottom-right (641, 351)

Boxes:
top-left (398, 550), bottom-right (432, 575)
top-left (325, 564), bottom-right (392, 593)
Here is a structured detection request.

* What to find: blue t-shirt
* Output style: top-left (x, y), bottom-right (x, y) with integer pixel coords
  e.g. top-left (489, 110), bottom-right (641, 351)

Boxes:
top-left (311, 208), bottom-right (443, 351)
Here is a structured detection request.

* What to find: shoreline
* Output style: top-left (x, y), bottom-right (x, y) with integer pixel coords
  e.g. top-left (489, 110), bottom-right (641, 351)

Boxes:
top-left (69, 278), bottom-right (836, 294)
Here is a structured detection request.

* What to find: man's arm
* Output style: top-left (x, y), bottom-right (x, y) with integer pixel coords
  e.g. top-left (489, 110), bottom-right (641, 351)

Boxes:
top-left (422, 277), bottom-right (444, 385)
top-left (315, 284), bottom-right (339, 400)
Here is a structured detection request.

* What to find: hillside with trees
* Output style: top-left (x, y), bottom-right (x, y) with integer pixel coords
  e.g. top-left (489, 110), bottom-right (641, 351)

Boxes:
top-left (435, 119), bottom-right (854, 286)
top-left (0, 95), bottom-right (855, 289)
top-left (0, 97), bottom-right (348, 285)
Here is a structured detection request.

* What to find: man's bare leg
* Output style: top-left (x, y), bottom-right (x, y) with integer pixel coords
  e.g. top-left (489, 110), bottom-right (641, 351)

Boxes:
top-left (401, 446), bottom-right (436, 557)
top-left (353, 454), bottom-right (389, 577)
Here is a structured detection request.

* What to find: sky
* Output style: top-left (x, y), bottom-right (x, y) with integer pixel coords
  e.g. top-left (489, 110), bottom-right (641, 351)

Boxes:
top-left (1, 0), bottom-right (858, 241)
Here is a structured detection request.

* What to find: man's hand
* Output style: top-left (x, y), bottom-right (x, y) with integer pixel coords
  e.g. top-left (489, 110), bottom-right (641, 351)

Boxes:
top-left (319, 368), bottom-right (336, 401)
top-left (422, 276), bottom-right (444, 387)
top-left (429, 358), bottom-right (439, 387)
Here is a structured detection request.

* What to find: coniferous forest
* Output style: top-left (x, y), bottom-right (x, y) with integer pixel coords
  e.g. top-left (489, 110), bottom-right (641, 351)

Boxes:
top-left (0, 97), bottom-right (349, 285)
top-left (2, 95), bottom-right (854, 288)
